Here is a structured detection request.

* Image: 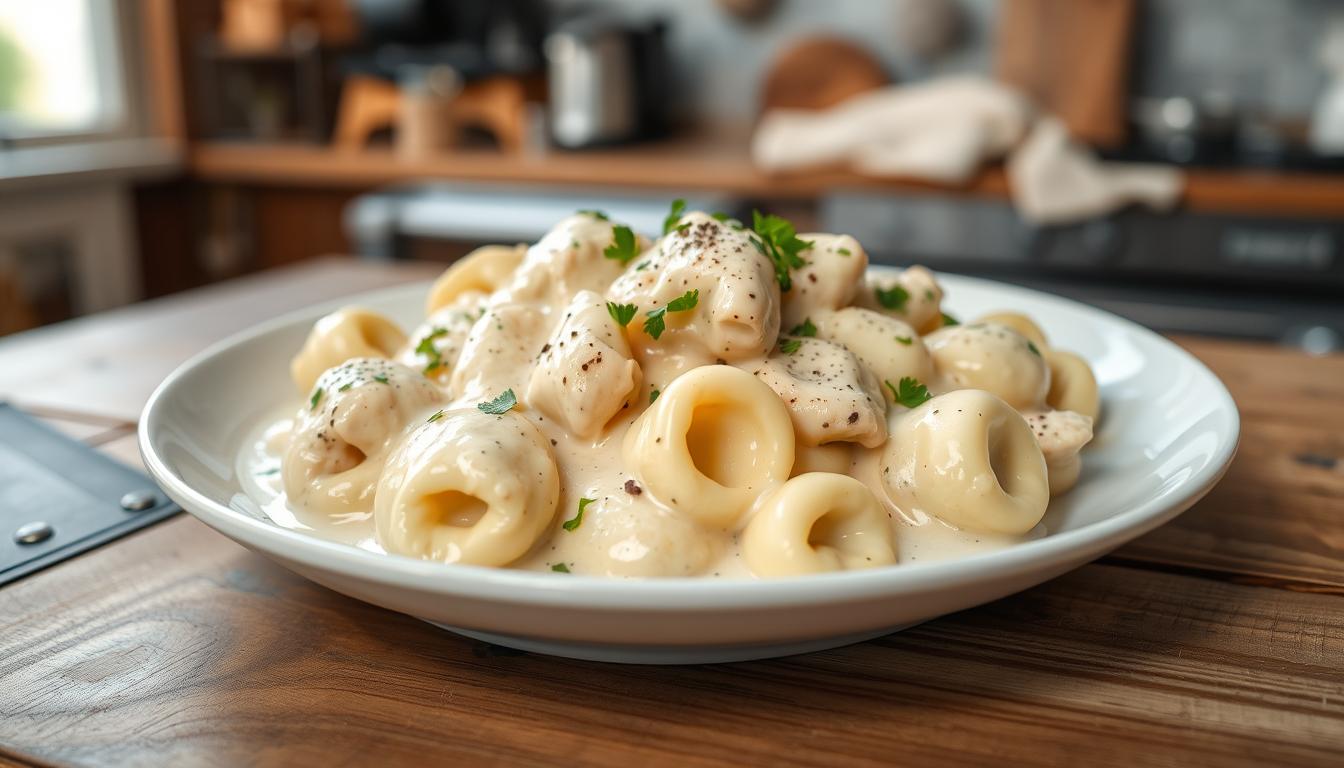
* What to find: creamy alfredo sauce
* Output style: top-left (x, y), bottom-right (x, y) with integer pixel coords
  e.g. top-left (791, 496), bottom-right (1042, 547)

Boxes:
top-left (236, 211), bottom-right (1093, 579)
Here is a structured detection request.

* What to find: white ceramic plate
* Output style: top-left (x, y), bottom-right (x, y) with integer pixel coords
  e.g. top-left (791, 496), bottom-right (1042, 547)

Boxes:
top-left (139, 271), bottom-right (1239, 664)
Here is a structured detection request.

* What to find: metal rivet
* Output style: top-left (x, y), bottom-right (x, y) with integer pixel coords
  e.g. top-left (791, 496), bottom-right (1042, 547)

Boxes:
top-left (120, 490), bottom-right (158, 512)
top-left (14, 521), bottom-right (54, 545)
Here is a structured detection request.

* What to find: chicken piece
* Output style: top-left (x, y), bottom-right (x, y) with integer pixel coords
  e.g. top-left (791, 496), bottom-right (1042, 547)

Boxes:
top-left (747, 338), bottom-right (887, 448)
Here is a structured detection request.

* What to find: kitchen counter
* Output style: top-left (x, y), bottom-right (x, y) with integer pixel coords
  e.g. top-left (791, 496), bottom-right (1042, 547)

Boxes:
top-left (1, 259), bottom-right (1341, 766)
top-left (189, 136), bottom-right (1344, 218)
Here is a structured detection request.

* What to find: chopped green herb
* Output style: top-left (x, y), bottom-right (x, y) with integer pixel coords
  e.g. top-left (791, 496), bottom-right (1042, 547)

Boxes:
top-left (836, 247), bottom-right (852, 256)
top-left (427, 409), bottom-right (445, 423)
top-left (603, 224), bottom-right (639, 265)
top-left (606, 301), bottom-right (638, 326)
top-left (675, 221), bottom-right (692, 236)
top-left (563, 497), bottom-right (594, 532)
top-left (649, 388), bottom-right (660, 404)
top-left (885, 377), bottom-right (933, 408)
top-left (924, 289), bottom-right (935, 301)
top-left (551, 563), bottom-right (571, 573)
top-left (662, 198), bottom-right (687, 235)
top-left (895, 335), bottom-right (913, 346)
top-left (711, 211), bottom-right (730, 222)
top-left (788, 317), bottom-right (817, 337)
top-left (750, 210), bottom-right (812, 291)
top-left (577, 209), bottom-right (609, 221)
top-left (309, 387), bottom-right (323, 410)
top-left (337, 382), bottom-right (353, 392)
top-left (1026, 340), bottom-right (1041, 356)
top-left (874, 284), bottom-right (910, 311)
top-left (642, 289), bottom-right (699, 340)
top-left (373, 374), bottom-right (390, 384)
top-left (478, 389), bottom-right (517, 415)
top-left (779, 338), bottom-right (802, 355)
top-left (941, 311), bottom-right (960, 327)
top-left (635, 260), bottom-right (651, 272)
top-left (416, 327), bottom-right (449, 373)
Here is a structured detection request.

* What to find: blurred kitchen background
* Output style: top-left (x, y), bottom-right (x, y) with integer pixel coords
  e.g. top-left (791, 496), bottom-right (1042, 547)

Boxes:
top-left (2, 0), bottom-right (1342, 351)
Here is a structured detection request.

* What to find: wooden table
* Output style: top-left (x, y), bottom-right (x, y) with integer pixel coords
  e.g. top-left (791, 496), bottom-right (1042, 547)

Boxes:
top-left (1, 259), bottom-right (1340, 767)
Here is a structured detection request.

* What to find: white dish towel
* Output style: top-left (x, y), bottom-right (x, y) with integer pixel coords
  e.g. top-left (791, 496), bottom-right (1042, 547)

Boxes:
top-left (751, 76), bottom-right (1183, 225)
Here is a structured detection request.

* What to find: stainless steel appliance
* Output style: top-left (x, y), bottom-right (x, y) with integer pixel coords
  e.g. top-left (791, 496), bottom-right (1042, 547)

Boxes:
top-left (544, 16), bottom-right (670, 149)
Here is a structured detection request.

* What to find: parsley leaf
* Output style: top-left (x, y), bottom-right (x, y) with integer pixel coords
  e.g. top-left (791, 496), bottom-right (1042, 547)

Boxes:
top-left (373, 374), bottom-right (390, 384)
top-left (788, 317), bottom-right (817, 337)
top-left (836, 247), bottom-right (852, 256)
top-left (750, 210), bottom-right (812, 291)
top-left (427, 409), bottom-right (445, 423)
top-left (885, 377), bottom-right (933, 408)
top-left (563, 497), bottom-right (594, 532)
top-left (941, 311), bottom-right (960, 327)
top-left (895, 335), bottom-right (913, 346)
top-left (606, 301), bottom-right (638, 326)
top-left (874, 284), bottom-right (910, 311)
top-left (649, 388), bottom-right (660, 404)
top-left (337, 382), bottom-right (353, 392)
top-left (478, 389), bottom-right (517, 415)
top-left (551, 563), bottom-right (571, 573)
top-left (642, 289), bottom-right (699, 340)
top-left (416, 327), bottom-right (449, 373)
top-left (779, 338), bottom-right (802, 355)
top-left (663, 198), bottom-right (687, 235)
top-left (1027, 340), bottom-right (1041, 356)
top-left (309, 387), bottom-right (323, 410)
top-left (577, 209), bottom-right (609, 220)
top-left (603, 224), bottom-right (639, 265)
top-left (666, 289), bottom-right (699, 312)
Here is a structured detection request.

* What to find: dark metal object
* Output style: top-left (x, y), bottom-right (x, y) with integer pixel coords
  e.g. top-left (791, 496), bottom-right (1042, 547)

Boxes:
top-left (0, 404), bottom-right (180, 586)
top-left (823, 191), bottom-right (1344, 349)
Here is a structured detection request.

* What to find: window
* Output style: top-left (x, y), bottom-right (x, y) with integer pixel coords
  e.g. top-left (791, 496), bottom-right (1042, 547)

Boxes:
top-left (0, 0), bottom-right (131, 141)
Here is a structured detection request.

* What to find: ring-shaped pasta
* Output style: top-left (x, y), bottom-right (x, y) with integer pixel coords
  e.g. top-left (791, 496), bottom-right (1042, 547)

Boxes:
top-left (880, 389), bottom-right (1049, 535)
top-left (1045, 349), bottom-right (1100, 422)
top-left (743, 472), bottom-right (896, 577)
top-left (623, 365), bottom-right (795, 529)
top-left (290, 308), bottom-right (407, 394)
top-left (375, 408), bottom-right (560, 566)
top-left (975, 312), bottom-right (1048, 348)
top-left (425, 244), bottom-right (525, 315)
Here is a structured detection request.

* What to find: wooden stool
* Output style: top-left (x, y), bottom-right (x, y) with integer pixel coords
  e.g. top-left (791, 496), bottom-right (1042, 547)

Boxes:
top-left (333, 74), bottom-right (527, 154)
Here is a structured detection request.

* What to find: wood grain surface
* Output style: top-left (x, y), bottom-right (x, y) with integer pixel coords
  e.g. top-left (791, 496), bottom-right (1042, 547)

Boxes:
top-left (1, 261), bottom-right (1341, 767)
top-left (187, 139), bottom-right (1344, 218)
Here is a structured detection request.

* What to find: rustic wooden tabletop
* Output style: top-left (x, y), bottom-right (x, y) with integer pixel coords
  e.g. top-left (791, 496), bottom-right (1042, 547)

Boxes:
top-left (0, 258), bottom-right (1340, 767)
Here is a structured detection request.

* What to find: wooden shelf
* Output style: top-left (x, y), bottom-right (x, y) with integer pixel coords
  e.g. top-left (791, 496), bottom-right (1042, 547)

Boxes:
top-left (188, 139), bottom-right (1344, 217)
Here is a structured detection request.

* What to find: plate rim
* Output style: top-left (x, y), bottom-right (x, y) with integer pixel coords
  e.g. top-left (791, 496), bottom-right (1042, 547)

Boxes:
top-left (138, 270), bottom-right (1240, 611)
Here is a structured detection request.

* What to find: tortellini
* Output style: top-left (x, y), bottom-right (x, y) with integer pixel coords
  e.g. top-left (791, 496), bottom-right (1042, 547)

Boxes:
top-left (812, 308), bottom-right (933, 399)
top-left (262, 207), bottom-right (1103, 580)
top-left (1045, 349), bottom-right (1100, 422)
top-left (623, 365), bottom-right (795, 529)
top-left (880, 389), bottom-right (1050, 535)
top-left (743, 473), bottom-right (896, 577)
top-left (857, 266), bottom-right (944, 334)
top-left (290, 308), bottom-right (407, 394)
top-left (283, 358), bottom-right (444, 516)
top-left (925, 322), bottom-right (1050, 410)
top-left (375, 408), bottom-right (559, 566)
top-left (425, 244), bottom-right (525, 315)
top-left (781, 234), bottom-right (867, 329)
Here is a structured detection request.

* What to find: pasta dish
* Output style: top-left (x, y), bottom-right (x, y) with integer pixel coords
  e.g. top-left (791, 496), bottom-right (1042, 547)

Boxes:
top-left (238, 206), bottom-right (1098, 578)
